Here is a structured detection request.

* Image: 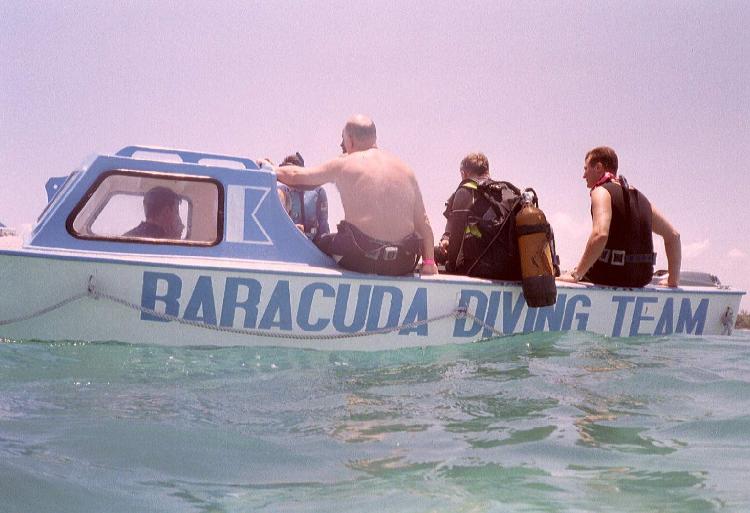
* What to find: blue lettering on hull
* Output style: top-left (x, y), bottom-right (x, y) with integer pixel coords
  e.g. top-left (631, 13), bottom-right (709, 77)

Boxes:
top-left (138, 272), bottom-right (711, 338)
top-left (139, 271), bottom-right (432, 338)
top-left (452, 291), bottom-right (591, 337)
top-left (140, 271), bottom-right (181, 321)
top-left (610, 295), bottom-right (708, 337)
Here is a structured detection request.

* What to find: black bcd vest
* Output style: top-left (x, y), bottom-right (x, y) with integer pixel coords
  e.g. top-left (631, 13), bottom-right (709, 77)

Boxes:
top-left (586, 180), bottom-right (656, 287)
top-left (445, 179), bottom-right (524, 280)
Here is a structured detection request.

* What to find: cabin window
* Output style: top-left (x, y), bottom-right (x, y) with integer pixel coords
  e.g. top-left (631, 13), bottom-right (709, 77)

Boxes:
top-left (68, 171), bottom-right (222, 245)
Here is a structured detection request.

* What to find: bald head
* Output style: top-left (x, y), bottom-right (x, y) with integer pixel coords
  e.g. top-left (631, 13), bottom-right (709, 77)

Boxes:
top-left (342, 114), bottom-right (377, 152)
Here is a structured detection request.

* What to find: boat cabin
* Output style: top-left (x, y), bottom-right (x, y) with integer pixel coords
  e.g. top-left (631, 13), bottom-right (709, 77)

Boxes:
top-left (30, 146), bottom-right (334, 266)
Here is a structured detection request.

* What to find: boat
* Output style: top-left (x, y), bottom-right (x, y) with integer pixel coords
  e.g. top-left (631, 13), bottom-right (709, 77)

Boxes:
top-left (0, 146), bottom-right (744, 350)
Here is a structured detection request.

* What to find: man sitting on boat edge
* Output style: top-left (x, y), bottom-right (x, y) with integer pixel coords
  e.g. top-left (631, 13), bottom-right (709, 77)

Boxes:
top-left (558, 146), bottom-right (681, 287)
top-left (272, 114), bottom-right (438, 276)
top-left (437, 152), bottom-right (524, 280)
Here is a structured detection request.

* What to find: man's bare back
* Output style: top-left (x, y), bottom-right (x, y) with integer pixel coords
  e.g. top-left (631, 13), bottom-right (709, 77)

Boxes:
top-left (274, 114), bottom-right (437, 275)
top-left (335, 148), bottom-right (421, 241)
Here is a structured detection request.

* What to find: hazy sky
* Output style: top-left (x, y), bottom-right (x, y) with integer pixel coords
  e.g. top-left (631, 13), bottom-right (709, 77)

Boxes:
top-left (2, 1), bottom-right (748, 308)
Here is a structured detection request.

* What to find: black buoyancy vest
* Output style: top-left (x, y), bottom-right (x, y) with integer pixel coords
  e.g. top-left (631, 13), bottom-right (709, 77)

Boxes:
top-left (446, 179), bottom-right (523, 280)
top-left (587, 181), bottom-right (656, 287)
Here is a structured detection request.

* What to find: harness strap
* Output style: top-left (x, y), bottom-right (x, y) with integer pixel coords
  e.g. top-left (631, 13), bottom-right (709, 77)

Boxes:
top-left (516, 223), bottom-right (549, 236)
top-left (598, 249), bottom-right (657, 266)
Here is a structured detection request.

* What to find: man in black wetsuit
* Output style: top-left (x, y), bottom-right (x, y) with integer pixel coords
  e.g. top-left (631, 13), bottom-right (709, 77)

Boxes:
top-left (123, 186), bottom-right (184, 240)
top-left (437, 152), bottom-right (522, 279)
top-left (558, 146), bottom-right (681, 287)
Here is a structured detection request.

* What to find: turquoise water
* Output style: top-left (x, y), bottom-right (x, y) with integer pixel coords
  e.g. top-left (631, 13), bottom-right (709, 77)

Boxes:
top-left (2, 331), bottom-right (750, 512)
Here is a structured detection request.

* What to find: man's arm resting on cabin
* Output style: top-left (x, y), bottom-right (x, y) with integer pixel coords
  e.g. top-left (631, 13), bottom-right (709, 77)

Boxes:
top-left (274, 160), bottom-right (341, 188)
top-left (558, 187), bottom-right (612, 283)
top-left (651, 205), bottom-right (681, 287)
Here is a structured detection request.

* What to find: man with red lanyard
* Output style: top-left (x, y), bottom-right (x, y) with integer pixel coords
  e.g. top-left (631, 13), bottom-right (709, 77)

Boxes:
top-left (558, 146), bottom-right (681, 287)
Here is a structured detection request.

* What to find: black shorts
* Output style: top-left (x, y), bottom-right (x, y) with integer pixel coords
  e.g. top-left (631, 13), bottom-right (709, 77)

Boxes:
top-left (316, 221), bottom-right (421, 276)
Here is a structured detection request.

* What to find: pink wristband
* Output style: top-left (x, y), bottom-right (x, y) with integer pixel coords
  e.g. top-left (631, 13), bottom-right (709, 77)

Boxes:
top-left (422, 259), bottom-right (435, 265)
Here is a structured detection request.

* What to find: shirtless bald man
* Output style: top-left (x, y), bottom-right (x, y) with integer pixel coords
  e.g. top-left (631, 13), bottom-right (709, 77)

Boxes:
top-left (274, 115), bottom-right (438, 276)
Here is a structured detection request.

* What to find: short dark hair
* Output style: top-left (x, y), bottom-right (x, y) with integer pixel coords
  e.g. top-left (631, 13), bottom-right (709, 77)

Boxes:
top-left (585, 146), bottom-right (618, 173)
top-left (280, 152), bottom-right (304, 167)
top-left (144, 186), bottom-right (179, 218)
top-left (460, 152), bottom-right (490, 177)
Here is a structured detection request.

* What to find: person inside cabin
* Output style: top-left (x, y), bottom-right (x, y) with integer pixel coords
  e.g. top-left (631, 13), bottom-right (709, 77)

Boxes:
top-left (276, 152), bottom-right (330, 242)
top-left (558, 146), bottom-right (681, 287)
top-left (435, 152), bottom-right (522, 280)
top-left (123, 186), bottom-right (184, 240)
top-left (270, 114), bottom-right (438, 276)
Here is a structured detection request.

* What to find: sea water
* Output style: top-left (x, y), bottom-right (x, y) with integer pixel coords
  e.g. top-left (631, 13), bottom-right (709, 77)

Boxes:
top-left (2, 331), bottom-right (749, 513)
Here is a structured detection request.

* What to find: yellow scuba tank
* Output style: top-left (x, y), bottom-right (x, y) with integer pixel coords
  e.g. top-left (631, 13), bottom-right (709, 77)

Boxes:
top-left (515, 189), bottom-right (557, 307)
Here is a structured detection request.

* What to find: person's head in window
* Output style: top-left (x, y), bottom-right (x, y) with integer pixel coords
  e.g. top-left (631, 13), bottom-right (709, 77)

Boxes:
top-left (124, 186), bottom-right (184, 239)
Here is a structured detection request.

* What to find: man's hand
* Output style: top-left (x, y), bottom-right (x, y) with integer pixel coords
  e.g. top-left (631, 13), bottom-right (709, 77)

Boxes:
top-left (557, 270), bottom-right (583, 283)
top-left (657, 276), bottom-right (679, 288)
top-left (557, 272), bottom-right (579, 283)
top-left (420, 262), bottom-right (439, 275)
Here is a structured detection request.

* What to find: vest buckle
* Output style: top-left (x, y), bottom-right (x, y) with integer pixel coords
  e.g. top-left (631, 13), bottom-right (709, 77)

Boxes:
top-left (610, 250), bottom-right (626, 266)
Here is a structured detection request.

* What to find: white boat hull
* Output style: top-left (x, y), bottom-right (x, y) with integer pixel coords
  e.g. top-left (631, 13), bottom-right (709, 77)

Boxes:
top-left (1, 249), bottom-right (743, 351)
